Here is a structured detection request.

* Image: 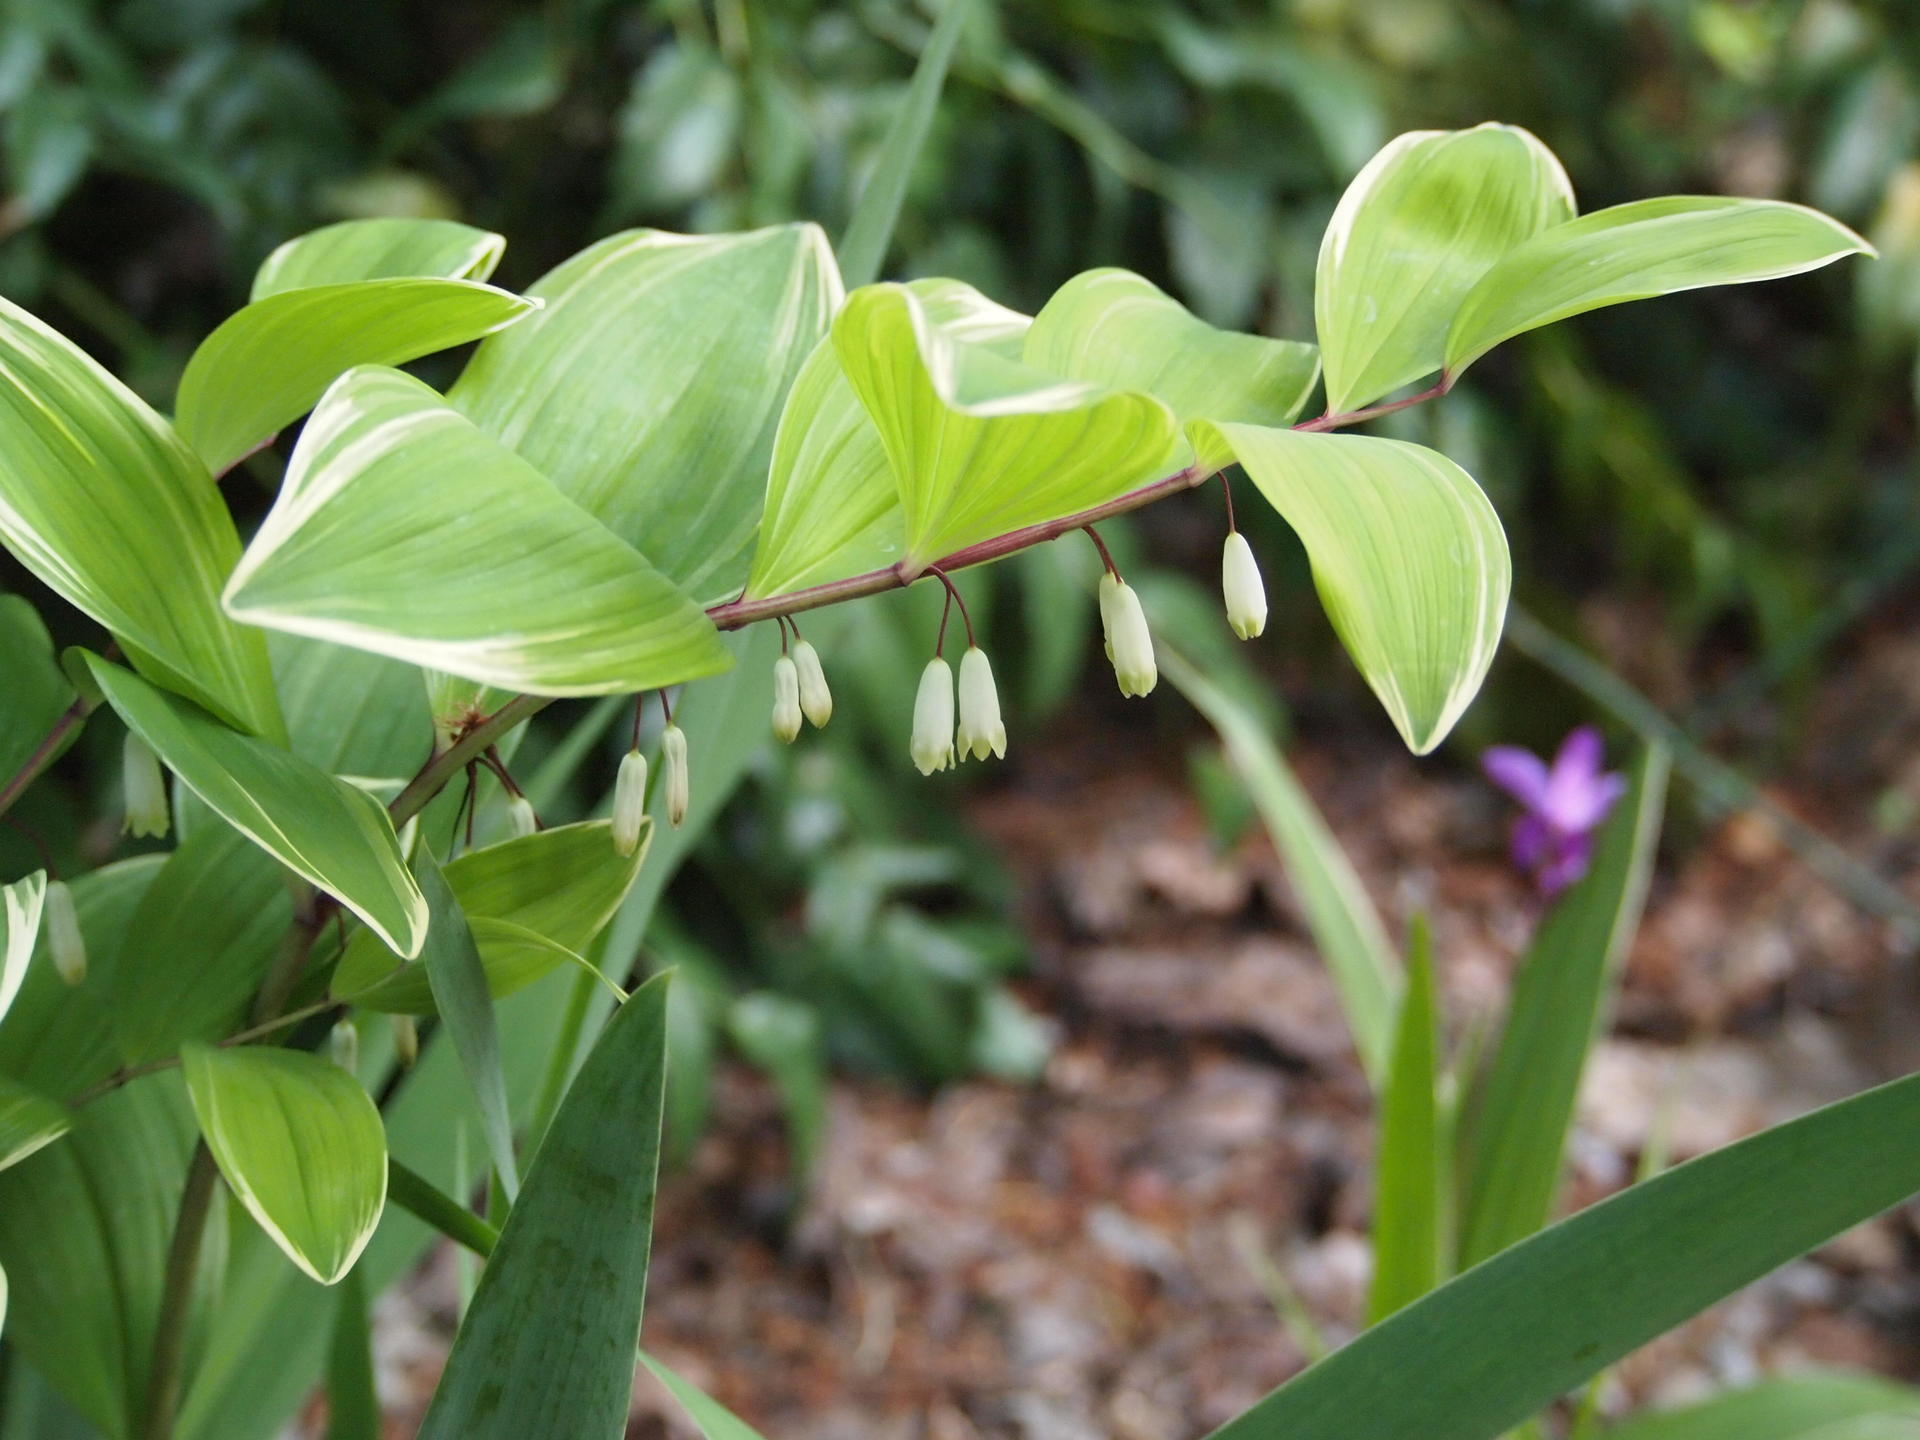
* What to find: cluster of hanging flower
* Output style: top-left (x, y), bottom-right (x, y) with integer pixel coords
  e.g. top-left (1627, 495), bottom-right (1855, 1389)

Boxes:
top-left (611, 718), bottom-right (691, 857)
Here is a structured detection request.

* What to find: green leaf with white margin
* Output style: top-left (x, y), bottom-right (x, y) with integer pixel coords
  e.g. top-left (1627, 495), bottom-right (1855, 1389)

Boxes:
top-left (175, 277), bottom-right (536, 479)
top-left (1603, 1373), bottom-right (1920, 1440)
top-left (1200, 424), bottom-right (1509, 754)
top-left (1445, 196), bottom-right (1875, 377)
top-left (269, 632), bottom-right (433, 784)
top-left (745, 278), bottom-right (1030, 599)
top-left (182, 1042), bottom-right (386, 1285)
top-left (1024, 267), bottom-right (1321, 469)
top-left (1207, 1069), bottom-right (1920, 1440)
top-left (250, 218), bottom-right (506, 300)
top-left (836, 282), bottom-right (1181, 577)
top-left (223, 365), bottom-right (731, 697)
top-left (0, 594), bottom-right (75, 783)
top-left (1, 869), bottom-right (46, 1026)
top-left (0, 1075), bottom-right (68, 1171)
top-left (0, 296), bottom-right (281, 736)
top-left (1315, 124), bottom-right (1574, 414)
top-left (415, 974), bottom-right (669, 1440)
top-left (416, 849), bottom-right (520, 1200)
top-left (641, 1351), bottom-right (769, 1440)
top-left (85, 655), bottom-right (427, 957)
top-left (451, 224), bottom-right (843, 604)
top-left (333, 820), bottom-right (646, 1012)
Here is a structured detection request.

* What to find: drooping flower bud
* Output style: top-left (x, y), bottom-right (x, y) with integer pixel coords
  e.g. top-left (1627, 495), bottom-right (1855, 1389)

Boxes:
top-left (329, 1018), bottom-right (360, 1074)
top-left (771, 655), bottom-right (803, 743)
top-left (662, 722), bottom-right (690, 828)
top-left (121, 732), bottom-right (170, 839)
top-left (956, 646), bottom-right (1006, 762)
top-left (793, 640), bottom-right (832, 728)
top-left (507, 793), bottom-right (538, 838)
top-left (44, 879), bottom-right (84, 987)
top-left (910, 658), bottom-right (956, 775)
top-left (612, 749), bottom-right (649, 857)
top-left (391, 1014), bottom-right (419, 1069)
top-left (1221, 531), bottom-right (1267, 640)
top-left (1097, 573), bottom-right (1157, 697)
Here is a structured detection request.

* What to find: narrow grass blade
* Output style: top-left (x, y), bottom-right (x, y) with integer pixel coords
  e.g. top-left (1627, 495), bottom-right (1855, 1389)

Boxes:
top-left (417, 850), bottom-right (519, 1201)
top-left (1161, 647), bottom-right (1400, 1085)
top-left (641, 1351), bottom-right (769, 1440)
top-left (1366, 918), bottom-right (1443, 1324)
top-left (836, 0), bottom-right (971, 289)
top-left (1602, 1373), bottom-right (1920, 1440)
top-left (1208, 1069), bottom-right (1920, 1440)
top-left (1458, 746), bottom-right (1668, 1268)
top-left (415, 974), bottom-right (670, 1440)
top-left (325, 1268), bottom-right (378, 1440)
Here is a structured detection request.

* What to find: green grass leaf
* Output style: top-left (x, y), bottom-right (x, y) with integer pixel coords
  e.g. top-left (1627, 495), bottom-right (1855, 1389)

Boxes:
top-left (1458, 747), bottom-right (1668, 1268)
top-left (415, 973), bottom-right (670, 1440)
top-left (175, 278), bottom-right (535, 477)
top-left (745, 277), bottom-right (1028, 599)
top-left (0, 296), bottom-right (280, 737)
top-left (251, 218), bottom-right (506, 299)
top-left (836, 281), bottom-right (1180, 576)
top-left (641, 1351), bottom-right (769, 1440)
top-left (333, 820), bottom-right (645, 1012)
top-left (1203, 423), bottom-right (1510, 754)
top-left (224, 365), bottom-right (731, 697)
top-left (1024, 267), bottom-right (1320, 467)
top-left (416, 849), bottom-right (520, 1200)
top-left (1316, 124), bottom-right (1573, 413)
top-left (1209, 1069), bottom-right (1920, 1440)
top-left (836, 0), bottom-right (971, 290)
top-left (324, 1269), bottom-right (379, 1440)
top-left (1602, 1373), bottom-right (1920, 1440)
top-left (86, 655), bottom-right (427, 958)
top-left (1447, 197), bottom-right (1874, 377)
top-left (1159, 646), bottom-right (1399, 1084)
top-left (450, 225), bottom-right (842, 605)
top-left (0, 1076), bottom-right (68, 1172)
top-left (1366, 920), bottom-right (1444, 1324)
top-left (182, 1043), bottom-right (387, 1285)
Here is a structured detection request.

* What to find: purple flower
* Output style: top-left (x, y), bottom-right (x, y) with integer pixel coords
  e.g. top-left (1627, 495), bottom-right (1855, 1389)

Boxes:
top-left (1481, 726), bottom-right (1626, 897)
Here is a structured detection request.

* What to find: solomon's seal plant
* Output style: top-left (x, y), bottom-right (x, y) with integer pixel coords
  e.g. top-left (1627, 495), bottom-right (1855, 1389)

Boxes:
top-left (0, 112), bottom-right (1899, 1440)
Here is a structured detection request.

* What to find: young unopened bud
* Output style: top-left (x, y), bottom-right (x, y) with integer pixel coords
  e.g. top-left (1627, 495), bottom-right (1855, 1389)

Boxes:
top-left (662, 722), bottom-right (690, 828)
top-left (391, 1014), bottom-right (419, 1069)
top-left (612, 749), bottom-right (649, 856)
top-left (1098, 573), bottom-right (1157, 697)
top-left (329, 1019), bottom-right (360, 1074)
top-left (910, 658), bottom-right (956, 775)
top-left (121, 732), bottom-right (169, 839)
top-left (44, 879), bottom-right (84, 987)
top-left (956, 646), bottom-right (1006, 761)
top-left (1221, 531), bottom-right (1267, 640)
top-left (793, 640), bottom-right (832, 728)
top-left (507, 794), bottom-right (538, 838)
top-left (771, 655), bottom-right (803, 743)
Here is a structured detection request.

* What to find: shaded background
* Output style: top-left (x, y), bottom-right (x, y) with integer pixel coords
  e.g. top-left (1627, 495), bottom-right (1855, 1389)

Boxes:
top-left (3, 0), bottom-right (1920, 1434)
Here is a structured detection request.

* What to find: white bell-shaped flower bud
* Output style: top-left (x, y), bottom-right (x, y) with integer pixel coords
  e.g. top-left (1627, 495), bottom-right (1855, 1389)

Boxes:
top-left (1098, 573), bottom-right (1157, 697)
top-left (391, 1014), bottom-right (419, 1068)
top-left (771, 655), bottom-right (803, 743)
top-left (121, 732), bottom-right (170, 839)
top-left (611, 749), bottom-right (649, 857)
top-left (507, 793), bottom-right (538, 838)
top-left (329, 1019), bottom-right (360, 1074)
top-left (44, 879), bottom-right (85, 987)
top-left (909, 657), bottom-right (956, 775)
top-left (1221, 531), bottom-right (1267, 640)
top-left (793, 640), bottom-right (832, 728)
top-left (662, 722), bottom-right (690, 828)
top-left (956, 646), bottom-right (1006, 761)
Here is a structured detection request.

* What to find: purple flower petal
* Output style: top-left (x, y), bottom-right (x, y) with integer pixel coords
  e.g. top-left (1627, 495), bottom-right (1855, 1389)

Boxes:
top-left (1511, 813), bottom-right (1551, 872)
top-left (1538, 832), bottom-right (1595, 896)
top-left (1483, 746), bottom-right (1549, 809)
top-left (1542, 726), bottom-right (1617, 831)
